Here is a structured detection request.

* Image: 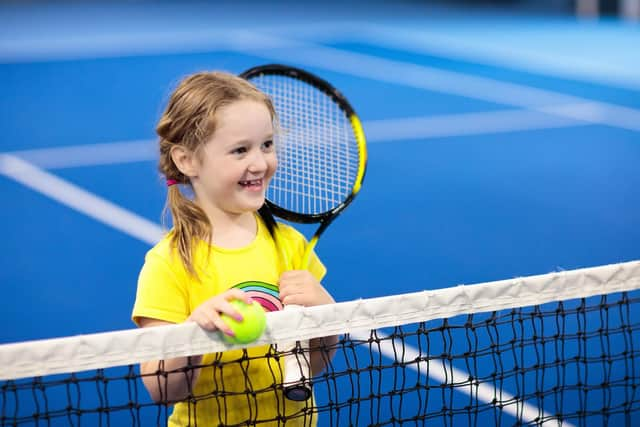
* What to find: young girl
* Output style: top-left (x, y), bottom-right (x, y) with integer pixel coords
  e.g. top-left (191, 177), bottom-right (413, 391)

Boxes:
top-left (132, 71), bottom-right (337, 426)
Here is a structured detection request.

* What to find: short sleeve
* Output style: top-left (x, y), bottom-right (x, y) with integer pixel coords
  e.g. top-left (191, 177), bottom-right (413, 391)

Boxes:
top-left (277, 223), bottom-right (327, 282)
top-left (131, 249), bottom-right (190, 326)
top-left (306, 246), bottom-right (326, 282)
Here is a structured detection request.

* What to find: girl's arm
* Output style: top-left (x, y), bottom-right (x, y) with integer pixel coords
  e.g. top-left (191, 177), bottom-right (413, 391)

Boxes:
top-left (309, 335), bottom-right (339, 375)
top-left (278, 270), bottom-right (339, 375)
top-left (138, 289), bottom-right (253, 403)
top-left (138, 317), bottom-right (203, 403)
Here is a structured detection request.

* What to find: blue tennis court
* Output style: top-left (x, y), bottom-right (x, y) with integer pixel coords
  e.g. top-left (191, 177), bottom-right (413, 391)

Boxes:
top-left (1, 1), bottom-right (639, 425)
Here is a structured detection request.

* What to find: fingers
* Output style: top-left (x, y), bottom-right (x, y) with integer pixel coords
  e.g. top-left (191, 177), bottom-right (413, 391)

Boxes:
top-left (187, 307), bottom-right (234, 335)
top-left (279, 270), bottom-right (313, 280)
top-left (279, 270), bottom-right (334, 307)
top-left (187, 290), bottom-right (254, 335)
top-left (279, 270), bottom-right (313, 288)
top-left (278, 270), bottom-right (310, 305)
top-left (223, 288), bottom-right (254, 305)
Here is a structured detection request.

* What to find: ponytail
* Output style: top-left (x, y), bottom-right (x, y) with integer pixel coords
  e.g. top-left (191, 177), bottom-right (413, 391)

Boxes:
top-left (162, 184), bottom-right (211, 278)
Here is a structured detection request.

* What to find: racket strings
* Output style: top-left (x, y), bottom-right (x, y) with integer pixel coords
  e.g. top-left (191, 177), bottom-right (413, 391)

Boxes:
top-left (250, 75), bottom-right (361, 216)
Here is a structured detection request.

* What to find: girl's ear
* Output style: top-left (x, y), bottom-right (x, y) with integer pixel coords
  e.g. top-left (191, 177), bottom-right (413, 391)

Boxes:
top-left (170, 145), bottom-right (198, 178)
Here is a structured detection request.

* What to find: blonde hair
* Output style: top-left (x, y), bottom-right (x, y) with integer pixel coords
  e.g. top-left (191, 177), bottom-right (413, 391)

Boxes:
top-left (157, 71), bottom-right (277, 277)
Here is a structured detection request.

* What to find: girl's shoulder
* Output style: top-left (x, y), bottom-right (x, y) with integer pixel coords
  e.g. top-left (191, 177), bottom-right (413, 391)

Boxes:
top-left (146, 232), bottom-right (175, 258)
top-left (273, 221), bottom-right (306, 242)
top-left (144, 231), bottom-right (193, 269)
top-left (142, 231), bottom-right (193, 279)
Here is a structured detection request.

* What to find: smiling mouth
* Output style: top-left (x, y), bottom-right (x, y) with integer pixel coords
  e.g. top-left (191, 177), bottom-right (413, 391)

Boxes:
top-left (239, 178), bottom-right (264, 189)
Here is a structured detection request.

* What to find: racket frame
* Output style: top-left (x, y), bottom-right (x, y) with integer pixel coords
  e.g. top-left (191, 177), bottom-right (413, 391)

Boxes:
top-left (240, 64), bottom-right (367, 264)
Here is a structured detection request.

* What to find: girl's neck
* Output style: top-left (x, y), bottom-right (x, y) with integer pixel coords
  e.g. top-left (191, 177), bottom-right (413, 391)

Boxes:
top-left (208, 211), bottom-right (258, 249)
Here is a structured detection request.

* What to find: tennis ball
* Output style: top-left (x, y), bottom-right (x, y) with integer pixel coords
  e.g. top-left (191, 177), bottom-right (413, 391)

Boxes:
top-left (220, 299), bottom-right (267, 344)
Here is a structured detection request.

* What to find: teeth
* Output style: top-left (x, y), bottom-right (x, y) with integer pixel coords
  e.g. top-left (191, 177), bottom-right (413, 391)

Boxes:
top-left (240, 179), bottom-right (261, 185)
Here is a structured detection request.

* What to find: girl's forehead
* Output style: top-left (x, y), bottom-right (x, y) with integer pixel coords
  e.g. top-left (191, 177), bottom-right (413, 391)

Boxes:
top-left (217, 98), bottom-right (270, 117)
top-left (207, 100), bottom-right (273, 143)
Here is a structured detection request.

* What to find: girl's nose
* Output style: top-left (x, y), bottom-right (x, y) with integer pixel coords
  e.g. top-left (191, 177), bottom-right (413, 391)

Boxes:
top-left (248, 151), bottom-right (268, 173)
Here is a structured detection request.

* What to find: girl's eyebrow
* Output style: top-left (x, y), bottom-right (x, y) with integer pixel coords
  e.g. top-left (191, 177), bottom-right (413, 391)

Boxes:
top-left (222, 139), bottom-right (252, 148)
top-left (225, 135), bottom-right (274, 147)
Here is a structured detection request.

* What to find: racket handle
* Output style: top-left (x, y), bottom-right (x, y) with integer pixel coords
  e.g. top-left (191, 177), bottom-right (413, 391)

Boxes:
top-left (281, 305), bottom-right (312, 401)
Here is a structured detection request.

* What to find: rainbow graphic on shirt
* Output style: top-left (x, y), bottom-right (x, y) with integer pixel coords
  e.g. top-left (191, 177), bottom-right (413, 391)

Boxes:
top-left (232, 281), bottom-right (283, 312)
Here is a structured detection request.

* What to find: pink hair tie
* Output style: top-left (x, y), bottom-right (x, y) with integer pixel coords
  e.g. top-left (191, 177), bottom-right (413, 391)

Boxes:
top-left (166, 179), bottom-right (178, 187)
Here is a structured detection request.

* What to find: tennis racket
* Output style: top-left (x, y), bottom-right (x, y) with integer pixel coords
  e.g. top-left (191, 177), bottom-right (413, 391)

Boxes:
top-left (240, 64), bottom-right (367, 401)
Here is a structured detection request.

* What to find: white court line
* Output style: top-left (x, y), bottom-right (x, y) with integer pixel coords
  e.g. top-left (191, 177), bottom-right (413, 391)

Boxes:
top-left (229, 33), bottom-right (640, 132)
top-left (3, 109), bottom-right (592, 170)
top-left (349, 330), bottom-right (571, 426)
top-left (364, 109), bottom-right (589, 142)
top-left (352, 24), bottom-right (640, 92)
top-left (1, 152), bottom-right (575, 425)
top-left (0, 29), bottom-right (304, 63)
top-left (238, 22), bottom-right (640, 91)
top-left (0, 154), bottom-right (163, 245)
top-left (7, 139), bottom-right (157, 170)
top-left (238, 37), bottom-right (580, 108)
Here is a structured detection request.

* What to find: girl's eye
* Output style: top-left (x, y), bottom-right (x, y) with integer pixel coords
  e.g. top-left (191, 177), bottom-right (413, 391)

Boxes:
top-left (232, 146), bottom-right (247, 155)
top-left (262, 140), bottom-right (274, 151)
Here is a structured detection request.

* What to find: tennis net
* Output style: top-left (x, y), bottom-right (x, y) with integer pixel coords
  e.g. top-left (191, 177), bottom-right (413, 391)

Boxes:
top-left (1, 260), bottom-right (639, 426)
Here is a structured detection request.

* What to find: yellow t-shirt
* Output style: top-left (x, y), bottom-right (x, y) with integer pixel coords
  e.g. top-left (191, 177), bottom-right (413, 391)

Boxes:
top-left (132, 215), bottom-right (326, 427)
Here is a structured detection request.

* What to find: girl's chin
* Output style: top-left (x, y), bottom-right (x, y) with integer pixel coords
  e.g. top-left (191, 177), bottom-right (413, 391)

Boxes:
top-left (240, 196), bottom-right (266, 211)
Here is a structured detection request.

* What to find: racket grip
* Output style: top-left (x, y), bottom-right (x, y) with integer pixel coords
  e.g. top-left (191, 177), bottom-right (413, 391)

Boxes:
top-left (281, 305), bottom-right (312, 401)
